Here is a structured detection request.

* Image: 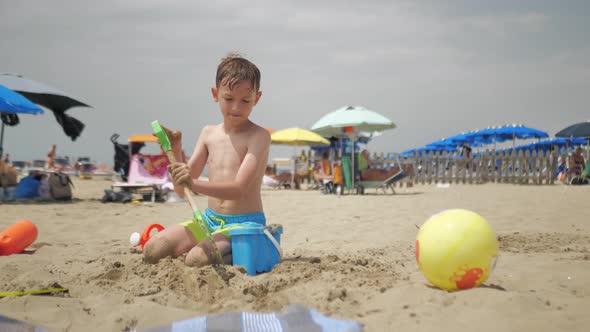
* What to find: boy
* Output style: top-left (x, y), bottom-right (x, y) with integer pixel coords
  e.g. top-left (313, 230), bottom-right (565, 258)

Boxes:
top-left (143, 54), bottom-right (270, 267)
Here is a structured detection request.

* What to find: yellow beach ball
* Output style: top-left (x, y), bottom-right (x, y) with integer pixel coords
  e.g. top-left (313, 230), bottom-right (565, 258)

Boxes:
top-left (415, 209), bottom-right (498, 291)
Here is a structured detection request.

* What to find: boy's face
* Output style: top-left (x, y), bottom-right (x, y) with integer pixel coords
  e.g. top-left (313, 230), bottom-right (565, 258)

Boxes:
top-left (211, 81), bottom-right (261, 126)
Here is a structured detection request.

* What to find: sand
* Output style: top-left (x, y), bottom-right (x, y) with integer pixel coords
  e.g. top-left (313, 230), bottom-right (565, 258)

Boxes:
top-left (1, 177), bottom-right (589, 331)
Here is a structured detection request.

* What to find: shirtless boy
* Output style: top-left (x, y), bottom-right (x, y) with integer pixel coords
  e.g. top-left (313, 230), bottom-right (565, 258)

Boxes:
top-left (144, 54), bottom-right (270, 267)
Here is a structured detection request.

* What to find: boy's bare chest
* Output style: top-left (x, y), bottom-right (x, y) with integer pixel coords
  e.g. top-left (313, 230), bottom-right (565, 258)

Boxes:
top-left (206, 135), bottom-right (248, 169)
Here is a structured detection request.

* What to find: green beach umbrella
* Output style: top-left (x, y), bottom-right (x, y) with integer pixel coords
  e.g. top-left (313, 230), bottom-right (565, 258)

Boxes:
top-left (310, 105), bottom-right (396, 137)
top-left (311, 106), bottom-right (396, 191)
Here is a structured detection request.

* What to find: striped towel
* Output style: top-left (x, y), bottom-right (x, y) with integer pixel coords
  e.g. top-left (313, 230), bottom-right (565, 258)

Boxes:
top-left (0, 305), bottom-right (363, 332)
top-left (136, 304), bottom-right (363, 332)
top-left (0, 315), bottom-right (48, 332)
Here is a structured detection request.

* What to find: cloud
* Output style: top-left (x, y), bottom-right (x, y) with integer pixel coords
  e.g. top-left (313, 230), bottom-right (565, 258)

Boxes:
top-left (455, 12), bottom-right (550, 36)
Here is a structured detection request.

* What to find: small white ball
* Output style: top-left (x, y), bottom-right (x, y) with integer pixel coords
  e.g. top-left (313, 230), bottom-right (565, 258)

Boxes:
top-left (129, 232), bottom-right (141, 246)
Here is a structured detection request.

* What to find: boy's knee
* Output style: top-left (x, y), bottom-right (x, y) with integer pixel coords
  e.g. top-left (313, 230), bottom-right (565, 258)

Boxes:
top-left (185, 247), bottom-right (210, 268)
top-left (143, 237), bottom-right (172, 264)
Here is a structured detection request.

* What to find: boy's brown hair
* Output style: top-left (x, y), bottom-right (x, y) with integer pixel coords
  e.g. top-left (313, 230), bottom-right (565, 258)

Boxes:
top-left (216, 53), bottom-right (261, 92)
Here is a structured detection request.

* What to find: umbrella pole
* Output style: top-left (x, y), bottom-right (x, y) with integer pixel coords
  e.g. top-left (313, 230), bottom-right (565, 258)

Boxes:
top-left (292, 146), bottom-right (296, 188)
top-left (127, 143), bottom-right (132, 180)
top-left (493, 134), bottom-right (497, 152)
top-left (351, 134), bottom-right (356, 190)
top-left (0, 121), bottom-right (4, 158)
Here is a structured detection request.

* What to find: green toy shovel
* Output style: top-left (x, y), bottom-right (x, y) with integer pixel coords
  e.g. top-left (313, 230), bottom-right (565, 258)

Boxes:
top-left (151, 120), bottom-right (224, 265)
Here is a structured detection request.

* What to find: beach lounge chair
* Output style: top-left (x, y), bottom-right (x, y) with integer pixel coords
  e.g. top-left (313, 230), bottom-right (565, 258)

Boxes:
top-left (342, 155), bottom-right (409, 195)
top-left (262, 174), bottom-right (291, 189)
top-left (111, 154), bottom-right (169, 202)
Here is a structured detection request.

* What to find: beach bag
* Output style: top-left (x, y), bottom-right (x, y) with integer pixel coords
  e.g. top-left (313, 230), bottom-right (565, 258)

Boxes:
top-left (101, 189), bottom-right (132, 203)
top-left (570, 177), bottom-right (589, 185)
top-left (48, 173), bottom-right (74, 201)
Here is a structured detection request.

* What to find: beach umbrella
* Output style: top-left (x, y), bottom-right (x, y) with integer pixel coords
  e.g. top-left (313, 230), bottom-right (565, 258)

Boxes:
top-left (0, 74), bottom-right (91, 141)
top-left (423, 144), bottom-right (457, 152)
top-left (311, 106), bottom-right (396, 188)
top-left (400, 145), bottom-right (447, 156)
top-left (271, 127), bottom-right (330, 146)
top-left (0, 84), bottom-right (44, 157)
top-left (555, 121), bottom-right (590, 139)
top-left (495, 124), bottom-right (548, 140)
top-left (443, 133), bottom-right (477, 146)
top-left (532, 137), bottom-right (587, 151)
top-left (128, 134), bottom-right (159, 143)
top-left (469, 124), bottom-right (548, 150)
top-left (464, 131), bottom-right (499, 145)
top-left (310, 106), bottom-right (396, 137)
top-left (568, 137), bottom-right (588, 145)
top-left (427, 139), bottom-right (459, 149)
top-left (271, 128), bottom-right (330, 185)
top-left (511, 137), bottom-right (587, 153)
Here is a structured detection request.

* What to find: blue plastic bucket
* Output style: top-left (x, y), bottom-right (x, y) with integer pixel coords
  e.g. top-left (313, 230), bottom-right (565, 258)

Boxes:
top-left (229, 225), bottom-right (283, 276)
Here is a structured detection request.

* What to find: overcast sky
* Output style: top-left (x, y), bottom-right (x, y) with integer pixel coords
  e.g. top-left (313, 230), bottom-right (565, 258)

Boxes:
top-left (1, 0), bottom-right (589, 165)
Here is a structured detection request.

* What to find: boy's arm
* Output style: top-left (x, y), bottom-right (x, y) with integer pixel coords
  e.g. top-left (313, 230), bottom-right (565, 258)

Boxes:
top-left (187, 127), bottom-right (209, 182)
top-left (170, 126), bottom-right (209, 197)
top-left (189, 130), bottom-right (270, 200)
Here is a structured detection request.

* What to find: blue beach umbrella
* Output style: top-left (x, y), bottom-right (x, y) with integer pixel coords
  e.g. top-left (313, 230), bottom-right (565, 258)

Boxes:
top-left (0, 84), bottom-right (44, 157)
top-left (443, 133), bottom-right (477, 146)
top-left (569, 137), bottom-right (588, 145)
top-left (424, 144), bottom-right (457, 152)
top-left (532, 137), bottom-right (587, 150)
top-left (427, 138), bottom-right (462, 150)
top-left (466, 127), bottom-right (505, 143)
top-left (495, 124), bottom-right (548, 140)
top-left (470, 124), bottom-right (548, 150)
top-left (0, 84), bottom-right (43, 115)
top-left (401, 144), bottom-right (453, 157)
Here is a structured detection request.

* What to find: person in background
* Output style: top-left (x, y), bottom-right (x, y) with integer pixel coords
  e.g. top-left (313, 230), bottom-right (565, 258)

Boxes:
top-left (263, 165), bottom-right (291, 188)
top-left (569, 147), bottom-right (586, 177)
top-left (313, 151), bottom-right (333, 185)
top-left (46, 144), bottom-right (57, 170)
top-left (0, 158), bottom-right (18, 200)
top-left (461, 143), bottom-right (472, 158)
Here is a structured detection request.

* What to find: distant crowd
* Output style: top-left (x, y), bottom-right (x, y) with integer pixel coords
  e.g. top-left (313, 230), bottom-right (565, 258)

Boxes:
top-left (0, 144), bottom-right (73, 201)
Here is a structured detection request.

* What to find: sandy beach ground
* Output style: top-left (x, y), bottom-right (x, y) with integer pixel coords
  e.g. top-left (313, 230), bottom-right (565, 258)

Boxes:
top-left (1, 177), bottom-right (589, 331)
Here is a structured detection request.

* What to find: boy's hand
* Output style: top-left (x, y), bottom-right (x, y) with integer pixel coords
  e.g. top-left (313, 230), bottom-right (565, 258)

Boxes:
top-left (157, 125), bottom-right (183, 152)
top-left (168, 162), bottom-right (191, 186)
